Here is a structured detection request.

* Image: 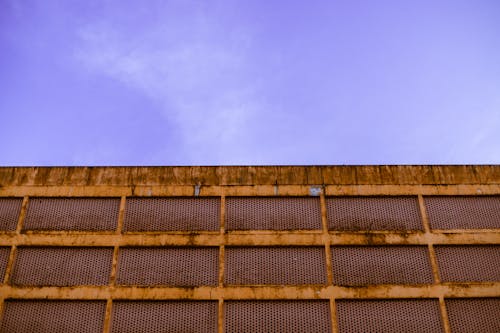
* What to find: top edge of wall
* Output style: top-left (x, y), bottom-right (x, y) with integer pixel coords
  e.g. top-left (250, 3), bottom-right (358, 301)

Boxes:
top-left (0, 165), bottom-right (498, 187)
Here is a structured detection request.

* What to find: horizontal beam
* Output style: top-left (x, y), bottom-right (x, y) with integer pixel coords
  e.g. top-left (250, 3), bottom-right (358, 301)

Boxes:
top-left (0, 231), bottom-right (499, 246)
top-left (1, 165), bottom-right (499, 186)
top-left (1, 283), bottom-right (499, 300)
top-left (1, 184), bottom-right (499, 197)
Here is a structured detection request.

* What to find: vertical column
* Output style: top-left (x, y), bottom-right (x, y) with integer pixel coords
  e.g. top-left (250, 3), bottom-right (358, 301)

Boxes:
top-left (320, 192), bottom-right (338, 333)
top-left (418, 194), bottom-right (451, 333)
top-left (0, 196), bottom-right (29, 323)
top-left (103, 196), bottom-right (126, 333)
top-left (218, 195), bottom-right (226, 333)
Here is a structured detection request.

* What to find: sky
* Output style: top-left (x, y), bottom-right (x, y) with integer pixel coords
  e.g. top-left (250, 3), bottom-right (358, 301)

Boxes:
top-left (1, 0), bottom-right (499, 166)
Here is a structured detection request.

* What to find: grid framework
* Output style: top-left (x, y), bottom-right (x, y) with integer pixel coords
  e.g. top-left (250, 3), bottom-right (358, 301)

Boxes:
top-left (0, 166), bottom-right (499, 333)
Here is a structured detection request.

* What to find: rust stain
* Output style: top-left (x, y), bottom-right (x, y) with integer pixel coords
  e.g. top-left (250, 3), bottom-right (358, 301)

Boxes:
top-left (2, 283), bottom-right (499, 301)
top-left (1, 166), bottom-right (499, 187)
top-left (1, 231), bottom-right (498, 247)
top-left (0, 165), bottom-right (499, 333)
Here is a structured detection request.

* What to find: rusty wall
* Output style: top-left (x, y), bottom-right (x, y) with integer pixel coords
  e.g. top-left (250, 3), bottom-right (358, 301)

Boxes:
top-left (0, 166), bottom-right (499, 332)
top-left (1, 165), bottom-right (499, 186)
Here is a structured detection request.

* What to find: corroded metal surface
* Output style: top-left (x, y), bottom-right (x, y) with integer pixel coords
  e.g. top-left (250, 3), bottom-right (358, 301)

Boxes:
top-left (0, 165), bottom-right (499, 186)
top-left (0, 166), bottom-right (499, 333)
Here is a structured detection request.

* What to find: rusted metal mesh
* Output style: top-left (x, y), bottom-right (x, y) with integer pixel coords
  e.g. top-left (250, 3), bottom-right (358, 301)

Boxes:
top-left (425, 196), bottom-right (500, 229)
top-left (23, 197), bottom-right (120, 231)
top-left (0, 198), bottom-right (22, 231)
top-left (224, 301), bottom-right (331, 333)
top-left (116, 247), bottom-right (218, 286)
top-left (0, 301), bottom-right (106, 333)
top-left (226, 197), bottom-right (322, 230)
top-left (0, 247), bottom-right (11, 281)
top-left (326, 196), bottom-right (423, 231)
top-left (124, 197), bottom-right (220, 232)
top-left (225, 247), bottom-right (327, 285)
top-left (11, 247), bottom-right (113, 286)
top-left (331, 246), bottom-right (434, 285)
top-left (336, 299), bottom-right (442, 332)
top-left (435, 245), bottom-right (500, 282)
top-left (111, 301), bottom-right (218, 333)
top-left (2, 194), bottom-right (499, 331)
top-left (445, 298), bottom-right (500, 333)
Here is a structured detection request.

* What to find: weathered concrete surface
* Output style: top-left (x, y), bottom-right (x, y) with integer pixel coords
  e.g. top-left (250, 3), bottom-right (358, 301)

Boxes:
top-left (0, 165), bottom-right (498, 186)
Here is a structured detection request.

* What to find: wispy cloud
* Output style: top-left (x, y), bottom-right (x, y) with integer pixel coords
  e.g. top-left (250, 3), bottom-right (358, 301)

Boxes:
top-left (74, 2), bottom-right (262, 164)
top-left (4, 0), bottom-right (499, 165)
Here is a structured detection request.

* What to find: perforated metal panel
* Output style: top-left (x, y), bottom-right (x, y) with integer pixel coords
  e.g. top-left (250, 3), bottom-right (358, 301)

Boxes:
top-left (2, 165), bottom-right (499, 333)
top-left (0, 247), bottom-right (10, 280)
top-left (23, 197), bottom-right (120, 231)
top-left (224, 301), bottom-right (331, 333)
top-left (124, 197), bottom-right (220, 232)
top-left (11, 247), bottom-right (113, 286)
top-left (0, 198), bottom-right (22, 231)
top-left (225, 247), bottom-right (326, 285)
top-left (425, 196), bottom-right (500, 229)
top-left (326, 196), bottom-right (423, 231)
top-left (0, 300), bottom-right (106, 333)
top-left (445, 298), bottom-right (500, 333)
top-left (111, 301), bottom-right (218, 333)
top-left (226, 197), bottom-right (322, 230)
top-left (336, 299), bottom-right (443, 333)
top-left (435, 245), bottom-right (500, 282)
top-left (331, 246), bottom-right (433, 285)
top-left (116, 247), bottom-right (218, 286)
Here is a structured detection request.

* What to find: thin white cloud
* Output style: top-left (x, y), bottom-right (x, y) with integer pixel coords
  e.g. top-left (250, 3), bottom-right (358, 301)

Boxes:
top-left (74, 2), bottom-right (263, 164)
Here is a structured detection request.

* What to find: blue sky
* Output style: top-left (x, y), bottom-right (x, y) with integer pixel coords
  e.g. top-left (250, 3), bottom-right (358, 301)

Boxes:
top-left (1, 0), bottom-right (499, 165)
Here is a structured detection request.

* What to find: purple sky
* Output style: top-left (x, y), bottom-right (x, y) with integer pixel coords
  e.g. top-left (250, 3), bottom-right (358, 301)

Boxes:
top-left (1, 0), bottom-right (499, 165)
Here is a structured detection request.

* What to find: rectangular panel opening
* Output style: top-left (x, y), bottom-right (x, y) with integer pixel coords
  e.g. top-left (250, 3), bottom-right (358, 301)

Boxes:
top-left (226, 197), bottom-right (322, 230)
top-left (117, 247), bottom-right (219, 286)
top-left (111, 301), bottom-right (218, 333)
top-left (331, 246), bottom-right (434, 285)
top-left (124, 197), bottom-right (220, 232)
top-left (11, 247), bottom-right (113, 286)
top-left (225, 301), bottom-right (331, 333)
top-left (327, 196), bottom-right (423, 231)
top-left (23, 197), bottom-right (120, 231)
top-left (225, 247), bottom-right (327, 285)
top-left (336, 299), bottom-right (442, 333)
top-left (0, 301), bottom-right (106, 333)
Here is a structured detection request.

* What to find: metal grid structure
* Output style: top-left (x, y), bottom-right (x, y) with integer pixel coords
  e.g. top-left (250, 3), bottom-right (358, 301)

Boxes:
top-left (0, 165), bottom-right (499, 332)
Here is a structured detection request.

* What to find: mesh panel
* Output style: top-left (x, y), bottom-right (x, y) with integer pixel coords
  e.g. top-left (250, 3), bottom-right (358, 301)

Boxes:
top-left (446, 298), bottom-right (500, 333)
top-left (0, 198), bottom-right (22, 231)
top-left (0, 247), bottom-right (11, 280)
top-left (0, 300), bottom-right (106, 333)
top-left (123, 197), bottom-right (220, 232)
top-left (116, 247), bottom-right (218, 286)
top-left (326, 196), bottom-right (423, 231)
top-left (435, 245), bottom-right (500, 282)
top-left (224, 301), bottom-right (331, 333)
top-left (11, 247), bottom-right (113, 286)
top-left (331, 246), bottom-right (434, 285)
top-left (226, 197), bottom-right (322, 230)
top-left (425, 196), bottom-right (500, 229)
top-left (225, 247), bottom-right (326, 285)
top-left (336, 299), bottom-right (442, 333)
top-left (23, 197), bottom-right (120, 231)
top-left (111, 301), bottom-right (218, 333)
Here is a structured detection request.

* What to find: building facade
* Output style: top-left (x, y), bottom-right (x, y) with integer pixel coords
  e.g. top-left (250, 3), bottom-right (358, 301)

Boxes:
top-left (0, 165), bottom-right (499, 332)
